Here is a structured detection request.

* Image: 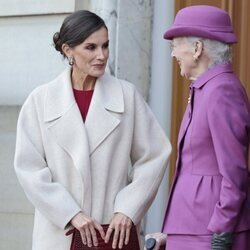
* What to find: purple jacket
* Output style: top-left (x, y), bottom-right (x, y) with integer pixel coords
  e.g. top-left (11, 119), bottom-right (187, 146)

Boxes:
top-left (163, 63), bottom-right (250, 234)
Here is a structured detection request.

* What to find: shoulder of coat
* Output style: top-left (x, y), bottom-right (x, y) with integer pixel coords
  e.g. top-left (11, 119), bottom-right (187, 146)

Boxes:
top-left (102, 72), bottom-right (135, 90)
top-left (23, 70), bottom-right (67, 109)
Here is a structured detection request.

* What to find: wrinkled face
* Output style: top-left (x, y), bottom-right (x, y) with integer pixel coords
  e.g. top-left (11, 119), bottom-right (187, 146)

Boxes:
top-left (170, 37), bottom-right (196, 79)
top-left (69, 26), bottom-right (109, 78)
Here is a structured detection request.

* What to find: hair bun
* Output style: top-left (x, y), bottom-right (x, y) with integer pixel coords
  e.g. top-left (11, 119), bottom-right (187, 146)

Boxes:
top-left (53, 32), bottom-right (63, 53)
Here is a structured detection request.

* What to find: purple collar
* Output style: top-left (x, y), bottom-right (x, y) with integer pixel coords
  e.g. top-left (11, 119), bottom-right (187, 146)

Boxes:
top-left (192, 63), bottom-right (233, 89)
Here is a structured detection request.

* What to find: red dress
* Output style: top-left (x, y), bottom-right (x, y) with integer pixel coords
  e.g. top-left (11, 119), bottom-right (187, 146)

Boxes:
top-left (73, 89), bottom-right (94, 122)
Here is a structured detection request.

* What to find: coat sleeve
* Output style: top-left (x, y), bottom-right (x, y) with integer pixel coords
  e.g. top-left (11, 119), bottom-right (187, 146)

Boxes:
top-left (207, 83), bottom-right (250, 233)
top-left (113, 88), bottom-right (172, 225)
top-left (14, 92), bottom-right (81, 230)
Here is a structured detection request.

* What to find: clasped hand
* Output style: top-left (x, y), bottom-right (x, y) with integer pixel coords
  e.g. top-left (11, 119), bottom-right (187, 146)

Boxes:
top-left (70, 212), bottom-right (132, 249)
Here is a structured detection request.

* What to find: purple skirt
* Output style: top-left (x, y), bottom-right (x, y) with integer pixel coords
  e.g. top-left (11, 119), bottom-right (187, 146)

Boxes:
top-left (166, 231), bottom-right (250, 250)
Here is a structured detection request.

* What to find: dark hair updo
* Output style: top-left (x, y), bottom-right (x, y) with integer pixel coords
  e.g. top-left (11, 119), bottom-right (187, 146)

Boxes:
top-left (53, 10), bottom-right (107, 57)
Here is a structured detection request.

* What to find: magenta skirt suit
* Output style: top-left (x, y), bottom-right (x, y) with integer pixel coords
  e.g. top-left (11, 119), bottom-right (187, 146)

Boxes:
top-left (162, 63), bottom-right (250, 249)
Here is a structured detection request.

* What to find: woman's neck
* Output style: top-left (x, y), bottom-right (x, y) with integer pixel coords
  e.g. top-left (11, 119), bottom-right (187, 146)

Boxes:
top-left (71, 69), bottom-right (96, 91)
top-left (189, 58), bottom-right (211, 81)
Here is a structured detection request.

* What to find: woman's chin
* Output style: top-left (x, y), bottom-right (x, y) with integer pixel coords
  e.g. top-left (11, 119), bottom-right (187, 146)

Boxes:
top-left (180, 70), bottom-right (191, 80)
top-left (180, 70), bottom-right (186, 78)
top-left (90, 70), bottom-right (106, 78)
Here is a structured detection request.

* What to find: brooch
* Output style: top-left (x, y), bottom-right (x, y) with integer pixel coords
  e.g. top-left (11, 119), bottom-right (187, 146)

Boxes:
top-left (188, 93), bottom-right (191, 104)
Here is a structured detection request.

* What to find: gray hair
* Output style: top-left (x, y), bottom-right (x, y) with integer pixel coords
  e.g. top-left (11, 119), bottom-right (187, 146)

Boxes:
top-left (186, 37), bottom-right (232, 67)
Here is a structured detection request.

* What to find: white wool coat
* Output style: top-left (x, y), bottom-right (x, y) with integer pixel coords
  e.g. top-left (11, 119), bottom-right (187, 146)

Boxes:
top-left (14, 69), bottom-right (171, 250)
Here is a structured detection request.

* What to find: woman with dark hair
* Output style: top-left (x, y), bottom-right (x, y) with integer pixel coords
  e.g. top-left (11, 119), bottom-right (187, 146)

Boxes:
top-left (14, 10), bottom-right (171, 250)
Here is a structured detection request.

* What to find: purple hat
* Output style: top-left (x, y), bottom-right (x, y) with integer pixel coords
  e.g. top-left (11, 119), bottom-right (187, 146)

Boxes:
top-left (164, 5), bottom-right (237, 43)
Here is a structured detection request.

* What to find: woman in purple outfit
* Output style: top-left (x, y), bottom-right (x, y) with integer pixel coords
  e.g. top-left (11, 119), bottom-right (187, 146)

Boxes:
top-left (145, 5), bottom-right (250, 250)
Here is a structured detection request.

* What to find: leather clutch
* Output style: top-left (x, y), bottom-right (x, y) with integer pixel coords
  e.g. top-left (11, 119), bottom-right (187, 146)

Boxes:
top-left (66, 224), bottom-right (140, 250)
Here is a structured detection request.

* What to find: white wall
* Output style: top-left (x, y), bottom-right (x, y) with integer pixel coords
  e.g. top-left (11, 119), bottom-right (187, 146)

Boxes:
top-left (90, 0), bottom-right (153, 99)
top-left (0, 15), bottom-right (68, 105)
top-left (0, 0), bottom-right (74, 16)
top-left (145, 0), bottom-right (174, 234)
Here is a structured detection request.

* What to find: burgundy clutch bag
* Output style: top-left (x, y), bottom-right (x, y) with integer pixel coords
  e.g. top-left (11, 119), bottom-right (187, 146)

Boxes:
top-left (66, 224), bottom-right (140, 250)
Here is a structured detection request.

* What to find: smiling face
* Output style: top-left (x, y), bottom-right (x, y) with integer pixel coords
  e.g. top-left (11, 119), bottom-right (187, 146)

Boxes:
top-left (171, 37), bottom-right (197, 80)
top-left (63, 26), bottom-right (109, 79)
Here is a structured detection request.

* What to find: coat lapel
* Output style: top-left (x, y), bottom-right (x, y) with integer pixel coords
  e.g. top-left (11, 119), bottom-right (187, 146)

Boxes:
top-left (177, 87), bottom-right (194, 147)
top-left (43, 68), bottom-right (92, 213)
top-left (177, 64), bottom-right (233, 148)
top-left (42, 70), bottom-right (124, 211)
top-left (85, 73), bottom-right (124, 154)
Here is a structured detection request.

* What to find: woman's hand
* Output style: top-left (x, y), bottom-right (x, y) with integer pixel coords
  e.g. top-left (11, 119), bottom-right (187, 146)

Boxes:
top-left (70, 212), bottom-right (105, 247)
top-left (105, 212), bottom-right (133, 249)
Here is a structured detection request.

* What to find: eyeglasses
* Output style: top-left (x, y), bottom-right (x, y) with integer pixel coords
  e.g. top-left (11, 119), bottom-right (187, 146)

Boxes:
top-left (169, 41), bottom-right (184, 52)
top-left (169, 39), bottom-right (203, 52)
top-left (169, 41), bottom-right (176, 52)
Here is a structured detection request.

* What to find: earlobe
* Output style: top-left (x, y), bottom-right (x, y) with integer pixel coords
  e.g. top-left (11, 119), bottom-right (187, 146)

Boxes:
top-left (62, 44), bottom-right (74, 66)
top-left (193, 55), bottom-right (198, 62)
